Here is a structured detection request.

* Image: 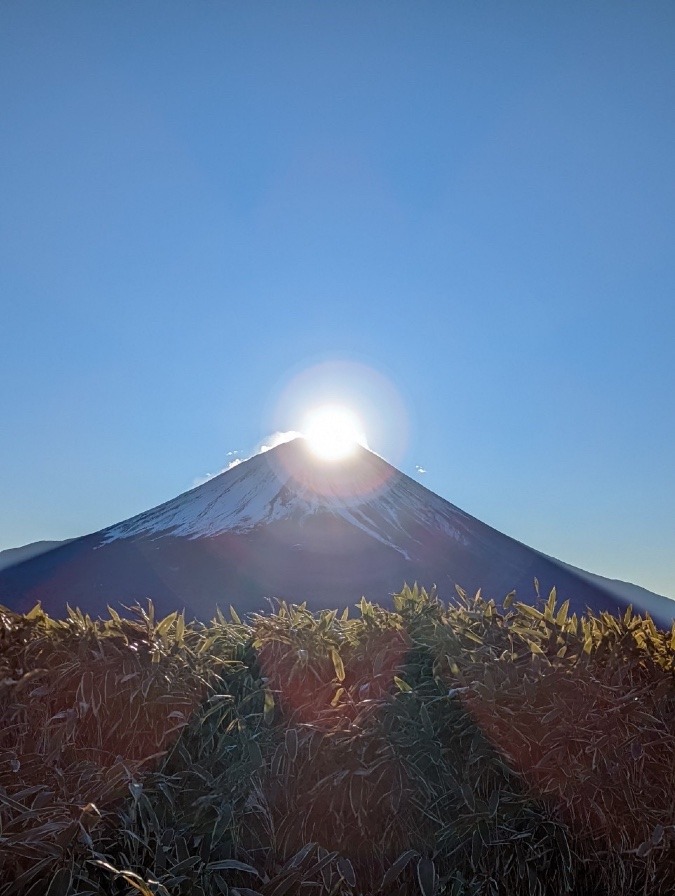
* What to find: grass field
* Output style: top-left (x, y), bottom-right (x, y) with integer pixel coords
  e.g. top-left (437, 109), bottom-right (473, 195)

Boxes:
top-left (1, 586), bottom-right (674, 895)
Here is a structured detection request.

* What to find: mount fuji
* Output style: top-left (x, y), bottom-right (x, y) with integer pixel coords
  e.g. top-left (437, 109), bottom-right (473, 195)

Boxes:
top-left (0, 437), bottom-right (672, 625)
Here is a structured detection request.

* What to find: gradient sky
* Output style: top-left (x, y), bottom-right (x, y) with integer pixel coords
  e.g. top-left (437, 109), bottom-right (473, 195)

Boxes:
top-left (1, 2), bottom-right (673, 599)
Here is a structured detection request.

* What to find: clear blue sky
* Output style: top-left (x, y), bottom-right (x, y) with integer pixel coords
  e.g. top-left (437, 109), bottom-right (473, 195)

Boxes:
top-left (1, 2), bottom-right (673, 598)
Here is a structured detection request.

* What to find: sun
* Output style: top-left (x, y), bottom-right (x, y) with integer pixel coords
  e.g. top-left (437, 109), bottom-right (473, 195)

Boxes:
top-left (303, 405), bottom-right (368, 461)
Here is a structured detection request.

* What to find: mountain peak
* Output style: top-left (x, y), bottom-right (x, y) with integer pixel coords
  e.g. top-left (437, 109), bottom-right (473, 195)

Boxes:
top-left (101, 436), bottom-right (412, 546)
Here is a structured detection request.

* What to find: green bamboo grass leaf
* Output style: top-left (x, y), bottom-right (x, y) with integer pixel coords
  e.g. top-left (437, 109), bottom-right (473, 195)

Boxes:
top-left (79, 669), bottom-right (94, 710)
top-left (337, 857), bottom-right (356, 888)
top-left (264, 873), bottom-right (304, 896)
top-left (107, 604), bottom-right (122, 622)
top-left (461, 780), bottom-right (476, 811)
top-left (6, 857), bottom-right (56, 893)
top-left (263, 688), bottom-right (275, 723)
top-left (526, 862), bottom-right (538, 895)
top-left (285, 727), bottom-right (298, 761)
top-left (488, 788), bottom-right (499, 817)
top-left (554, 826), bottom-right (572, 872)
top-left (92, 863), bottom-right (156, 896)
top-left (247, 738), bottom-right (264, 769)
top-left (214, 606), bottom-right (227, 624)
top-left (381, 850), bottom-right (419, 888)
top-left (517, 603), bottom-right (545, 621)
top-left (25, 602), bottom-right (44, 619)
top-left (230, 605), bottom-right (242, 624)
top-left (208, 860), bottom-right (262, 876)
top-left (447, 874), bottom-right (466, 896)
top-left (91, 860), bottom-right (121, 875)
top-left (651, 824), bottom-right (665, 846)
top-left (416, 857), bottom-right (436, 896)
top-left (296, 850), bottom-right (339, 883)
top-left (555, 599), bottom-right (570, 627)
top-left (44, 868), bottom-right (73, 896)
top-left (419, 703), bottom-right (434, 737)
top-left (330, 647), bottom-right (345, 681)
top-left (155, 612), bottom-right (178, 637)
top-left (175, 612), bottom-right (185, 645)
top-left (280, 842), bottom-right (317, 872)
top-left (471, 828), bottom-right (481, 868)
top-left (168, 856), bottom-right (202, 876)
top-left (635, 840), bottom-right (651, 858)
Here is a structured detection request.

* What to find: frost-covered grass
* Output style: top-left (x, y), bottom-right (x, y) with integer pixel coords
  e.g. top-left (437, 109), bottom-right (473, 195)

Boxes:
top-left (1, 587), bottom-right (674, 895)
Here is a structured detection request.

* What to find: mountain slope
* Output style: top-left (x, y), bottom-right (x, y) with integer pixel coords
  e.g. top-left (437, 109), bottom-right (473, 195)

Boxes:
top-left (0, 438), bottom-right (672, 625)
top-left (0, 539), bottom-right (69, 571)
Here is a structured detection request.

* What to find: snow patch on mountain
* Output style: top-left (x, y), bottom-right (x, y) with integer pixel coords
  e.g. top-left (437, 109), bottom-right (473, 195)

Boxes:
top-left (102, 439), bottom-right (472, 558)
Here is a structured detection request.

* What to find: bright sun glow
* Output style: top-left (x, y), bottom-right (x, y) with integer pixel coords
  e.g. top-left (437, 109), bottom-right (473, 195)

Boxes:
top-left (303, 405), bottom-right (368, 461)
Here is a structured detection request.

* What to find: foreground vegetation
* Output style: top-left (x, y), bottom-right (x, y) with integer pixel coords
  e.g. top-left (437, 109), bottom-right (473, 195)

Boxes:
top-left (1, 586), bottom-right (674, 895)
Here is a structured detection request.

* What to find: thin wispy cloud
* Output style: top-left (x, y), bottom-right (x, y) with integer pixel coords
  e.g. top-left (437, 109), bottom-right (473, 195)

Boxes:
top-left (191, 450), bottom-right (243, 487)
top-left (415, 465), bottom-right (427, 474)
top-left (191, 470), bottom-right (222, 488)
top-left (258, 431), bottom-right (302, 453)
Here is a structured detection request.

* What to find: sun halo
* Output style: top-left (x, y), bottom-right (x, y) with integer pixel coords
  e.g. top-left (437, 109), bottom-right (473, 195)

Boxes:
top-left (303, 405), bottom-right (368, 461)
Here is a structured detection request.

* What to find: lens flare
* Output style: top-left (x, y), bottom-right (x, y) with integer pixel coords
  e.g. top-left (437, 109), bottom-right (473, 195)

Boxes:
top-left (303, 405), bottom-right (367, 461)
top-left (267, 357), bottom-right (410, 474)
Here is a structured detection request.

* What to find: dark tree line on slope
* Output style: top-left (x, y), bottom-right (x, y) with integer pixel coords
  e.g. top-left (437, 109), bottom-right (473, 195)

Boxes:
top-left (1, 585), bottom-right (674, 896)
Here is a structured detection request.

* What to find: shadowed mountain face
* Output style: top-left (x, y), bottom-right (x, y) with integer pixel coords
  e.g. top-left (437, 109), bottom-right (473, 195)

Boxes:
top-left (0, 438), bottom-right (672, 625)
top-left (0, 540), bottom-right (69, 571)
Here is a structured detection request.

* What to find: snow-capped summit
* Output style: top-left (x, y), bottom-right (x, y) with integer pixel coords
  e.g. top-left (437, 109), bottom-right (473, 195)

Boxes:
top-left (102, 438), bottom-right (470, 560)
top-left (0, 437), bottom-right (672, 624)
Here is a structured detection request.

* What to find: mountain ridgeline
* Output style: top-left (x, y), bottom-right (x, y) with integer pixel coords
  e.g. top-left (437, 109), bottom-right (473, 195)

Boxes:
top-left (0, 438), bottom-right (672, 624)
